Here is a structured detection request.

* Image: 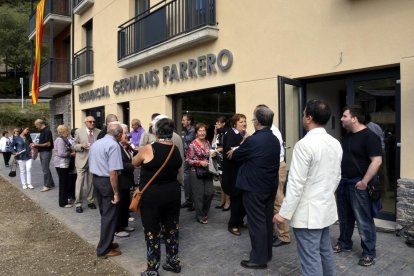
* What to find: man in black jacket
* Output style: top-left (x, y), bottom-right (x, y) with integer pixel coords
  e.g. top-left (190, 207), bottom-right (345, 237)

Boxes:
top-left (229, 106), bottom-right (280, 269)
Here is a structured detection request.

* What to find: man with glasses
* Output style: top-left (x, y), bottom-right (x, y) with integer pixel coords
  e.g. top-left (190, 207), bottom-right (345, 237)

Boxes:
top-left (73, 116), bottom-right (101, 213)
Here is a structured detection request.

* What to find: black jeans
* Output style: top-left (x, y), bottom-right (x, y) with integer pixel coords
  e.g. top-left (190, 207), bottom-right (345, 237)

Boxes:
top-left (56, 167), bottom-right (69, 207)
top-left (2, 152), bottom-right (12, 166)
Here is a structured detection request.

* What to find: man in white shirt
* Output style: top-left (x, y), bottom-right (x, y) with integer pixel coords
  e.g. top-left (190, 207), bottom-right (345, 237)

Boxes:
top-left (274, 99), bottom-right (342, 276)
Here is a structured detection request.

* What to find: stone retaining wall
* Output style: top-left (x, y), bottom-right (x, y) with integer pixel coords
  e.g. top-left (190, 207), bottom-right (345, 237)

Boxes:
top-left (397, 178), bottom-right (414, 227)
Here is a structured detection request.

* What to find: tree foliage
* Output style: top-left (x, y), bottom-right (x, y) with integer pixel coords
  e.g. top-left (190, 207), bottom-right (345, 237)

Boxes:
top-left (0, 2), bottom-right (32, 73)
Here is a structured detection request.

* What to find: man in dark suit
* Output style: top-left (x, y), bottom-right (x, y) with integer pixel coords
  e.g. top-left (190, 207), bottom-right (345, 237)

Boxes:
top-left (229, 106), bottom-right (280, 269)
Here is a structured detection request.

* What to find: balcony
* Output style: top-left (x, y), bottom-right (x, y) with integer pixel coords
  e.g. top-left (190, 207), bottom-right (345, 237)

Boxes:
top-left (117, 0), bottom-right (218, 69)
top-left (73, 47), bottom-right (94, 86)
top-left (30, 58), bottom-right (71, 97)
top-left (73, 0), bottom-right (94, 15)
top-left (29, 0), bottom-right (72, 40)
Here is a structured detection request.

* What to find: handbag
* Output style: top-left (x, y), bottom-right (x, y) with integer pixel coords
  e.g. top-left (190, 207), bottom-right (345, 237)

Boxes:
top-left (129, 144), bottom-right (175, 213)
top-left (196, 166), bottom-right (210, 178)
top-left (208, 155), bottom-right (219, 176)
top-left (8, 157), bottom-right (17, 177)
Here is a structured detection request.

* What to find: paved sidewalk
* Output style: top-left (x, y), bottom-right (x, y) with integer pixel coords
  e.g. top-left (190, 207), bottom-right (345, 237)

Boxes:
top-left (1, 158), bottom-right (413, 275)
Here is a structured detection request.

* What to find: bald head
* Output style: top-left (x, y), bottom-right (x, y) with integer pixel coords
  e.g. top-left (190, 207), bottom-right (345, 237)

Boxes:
top-left (107, 121), bottom-right (123, 140)
top-left (106, 114), bottom-right (118, 125)
top-left (34, 119), bottom-right (45, 130)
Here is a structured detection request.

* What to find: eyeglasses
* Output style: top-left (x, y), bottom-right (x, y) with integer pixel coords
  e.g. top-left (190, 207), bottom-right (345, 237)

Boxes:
top-left (87, 121), bottom-right (95, 123)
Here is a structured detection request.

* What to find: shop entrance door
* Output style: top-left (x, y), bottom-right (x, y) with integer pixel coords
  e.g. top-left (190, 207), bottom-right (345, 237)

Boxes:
top-left (277, 76), bottom-right (305, 167)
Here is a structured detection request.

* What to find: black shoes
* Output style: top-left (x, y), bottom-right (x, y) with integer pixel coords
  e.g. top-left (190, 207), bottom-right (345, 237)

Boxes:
top-left (162, 262), bottom-right (181, 273)
top-left (88, 203), bottom-right (97, 209)
top-left (240, 260), bottom-right (267, 269)
top-left (272, 237), bottom-right (291, 247)
top-left (76, 206), bottom-right (83, 213)
top-left (358, 256), bottom-right (375, 266)
top-left (228, 227), bottom-right (241, 236)
top-left (333, 243), bottom-right (352, 253)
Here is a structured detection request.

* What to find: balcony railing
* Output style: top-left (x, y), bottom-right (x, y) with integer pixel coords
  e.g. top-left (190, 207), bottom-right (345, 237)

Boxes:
top-left (73, 47), bottom-right (94, 80)
top-left (118, 0), bottom-right (216, 61)
top-left (39, 58), bottom-right (71, 87)
top-left (73, 0), bottom-right (94, 15)
top-left (29, 0), bottom-right (71, 38)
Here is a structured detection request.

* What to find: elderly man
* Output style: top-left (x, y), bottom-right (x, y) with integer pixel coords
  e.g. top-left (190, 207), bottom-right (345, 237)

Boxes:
top-left (130, 118), bottom-right (145, 148)
top-left (229, 106), bottom-right (280, 269)
top-left (74, 116), bottom-right (101, 213)
top-left (89, 122), bottom-right (123, 257)
top-left (274, 99), bottom-right (343, 276)
top-left (33, 119), bottom-right (55, 192)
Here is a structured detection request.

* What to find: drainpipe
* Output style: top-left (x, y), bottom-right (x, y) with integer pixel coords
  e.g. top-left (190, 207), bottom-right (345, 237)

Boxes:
top-left (71, 2), bottom-right (75, 128)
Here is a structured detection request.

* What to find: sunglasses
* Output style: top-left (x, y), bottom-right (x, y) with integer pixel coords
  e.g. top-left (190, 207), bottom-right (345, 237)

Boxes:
top-left (87, 121), bottom-right (95, 123)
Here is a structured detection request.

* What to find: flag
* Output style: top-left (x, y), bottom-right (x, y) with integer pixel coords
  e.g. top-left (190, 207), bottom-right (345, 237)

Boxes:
top-left (31, 0), bottom-right (45, 105)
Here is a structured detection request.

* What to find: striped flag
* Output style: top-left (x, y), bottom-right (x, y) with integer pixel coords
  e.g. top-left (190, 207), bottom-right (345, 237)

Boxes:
top-left (31, 0), bottom-right (45, 105)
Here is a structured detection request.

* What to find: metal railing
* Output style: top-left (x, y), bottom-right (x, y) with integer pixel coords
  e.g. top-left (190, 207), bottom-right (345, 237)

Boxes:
top-left (39, 58), bottom-right (71, 86)
top-left (73, 47), bottom-right (94, 80)
top-left (29, 0), bottom-right (71, 35)
top-left (118, 0), bottom-right (216, 61)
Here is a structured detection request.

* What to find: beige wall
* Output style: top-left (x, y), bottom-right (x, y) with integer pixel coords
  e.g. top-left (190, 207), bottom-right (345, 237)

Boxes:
top-left (72, 0), bottom-right (414, 177)
top-left (400, 58), bottom-right (414, 178)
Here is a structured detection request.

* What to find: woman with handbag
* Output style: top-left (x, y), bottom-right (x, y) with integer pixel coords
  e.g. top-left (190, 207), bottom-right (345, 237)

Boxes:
top-left (132, 118), bottom-right (183, 276)
top-left (53, 125), bottom-right (74, 208)
top-left (10, 127), bottom-right (34, 189)
top-left (186, 122), bottom-right (215, 225)
top-left (222, 113), bottom-right (248, 236)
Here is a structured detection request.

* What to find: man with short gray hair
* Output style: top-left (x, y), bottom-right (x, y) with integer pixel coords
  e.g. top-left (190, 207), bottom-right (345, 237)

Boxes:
top-left (33, 119), bottom-right (55, 192)
top-left (229, 106), bottom-right (280, 269)
top-left (89, 122), bottom-right (123, 257)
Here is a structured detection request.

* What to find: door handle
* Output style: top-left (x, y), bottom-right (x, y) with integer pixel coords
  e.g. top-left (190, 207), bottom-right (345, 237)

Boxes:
top-left (397, 142), bottom-right (401, 148)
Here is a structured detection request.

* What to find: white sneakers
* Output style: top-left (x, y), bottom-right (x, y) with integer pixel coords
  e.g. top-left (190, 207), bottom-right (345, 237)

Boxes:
top-left (22, 185), bottom-right (27, 189)
top-left (27, 184), bottom-right (34, 189)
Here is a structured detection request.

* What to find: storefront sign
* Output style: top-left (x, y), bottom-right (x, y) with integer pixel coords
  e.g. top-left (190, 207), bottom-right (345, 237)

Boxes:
top-left (80, 49), bottom-right (233, 102)
top-left (79, 86), bottom-right (109, 103)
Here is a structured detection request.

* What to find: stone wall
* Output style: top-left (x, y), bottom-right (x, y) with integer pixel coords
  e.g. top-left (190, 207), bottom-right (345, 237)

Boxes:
top-left (48, 93), bottom-right (72, 137)
top-left (397, 178), bottom-right (414, 226)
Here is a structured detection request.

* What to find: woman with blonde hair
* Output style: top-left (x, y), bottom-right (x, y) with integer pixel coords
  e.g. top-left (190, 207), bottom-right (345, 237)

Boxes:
top-left (53, 124), bottom-right (74, 207)
top-left (11, 127), bottom-right (34, 189)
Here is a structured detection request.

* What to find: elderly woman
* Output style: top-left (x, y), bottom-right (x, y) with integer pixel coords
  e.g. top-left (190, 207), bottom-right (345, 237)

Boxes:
top-left (133, 118), bottom-right (183, 276)
top-left (114, 124), bottom-right (136, 238)
top-left (222, 113), bottom-right (248, 236)
top-left (11, 127), bottom-right (34, 189)
top-left (186, 123), bottom-right (215, 224)
top-left (54, 125), bottom-right (74, 208)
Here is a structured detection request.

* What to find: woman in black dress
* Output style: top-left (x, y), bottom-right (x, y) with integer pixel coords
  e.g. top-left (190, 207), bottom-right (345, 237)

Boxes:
top-left (222, 113), bottom-right (248, 236)
top-left (132, 118), bottom-right (183, 276)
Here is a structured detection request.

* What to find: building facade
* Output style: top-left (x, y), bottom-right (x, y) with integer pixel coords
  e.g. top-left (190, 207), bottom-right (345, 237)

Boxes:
top-left (30, 0), bottom-right (414, 226)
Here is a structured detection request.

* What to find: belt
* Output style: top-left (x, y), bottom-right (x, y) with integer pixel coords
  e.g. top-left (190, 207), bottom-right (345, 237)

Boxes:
top-left (93, 174), bottom-right (109, 178)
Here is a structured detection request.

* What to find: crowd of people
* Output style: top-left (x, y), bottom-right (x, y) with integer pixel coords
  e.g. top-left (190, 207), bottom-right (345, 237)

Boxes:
top-left (0, 101), bottom-right (383, 276)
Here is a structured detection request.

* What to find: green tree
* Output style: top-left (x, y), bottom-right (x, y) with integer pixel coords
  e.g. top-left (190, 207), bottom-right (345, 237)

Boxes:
top-left (0, 2), bottom-right (32, 74)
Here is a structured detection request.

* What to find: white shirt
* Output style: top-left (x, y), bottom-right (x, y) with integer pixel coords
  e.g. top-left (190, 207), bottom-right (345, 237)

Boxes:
top-left (0, 136), bottom-right (11, 152)
top-left (279, 127), bottom-right (342, 229)
top-left (271, 125), bottom-right (285, 163)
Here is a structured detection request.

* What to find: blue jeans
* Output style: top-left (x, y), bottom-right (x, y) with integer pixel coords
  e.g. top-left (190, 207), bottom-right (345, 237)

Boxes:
top-left (39, 150), bottom-right (55, 188)
top-left (336, 179), bottom-right (376, 257)
top-left (293, 227), bottom-right (336, 276)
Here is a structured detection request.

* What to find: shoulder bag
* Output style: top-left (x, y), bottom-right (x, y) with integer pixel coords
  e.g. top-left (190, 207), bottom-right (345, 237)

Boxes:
top-left (8, 156), bottom-right (17, 177)
top-left (129, 144), bottom-right (175, 213)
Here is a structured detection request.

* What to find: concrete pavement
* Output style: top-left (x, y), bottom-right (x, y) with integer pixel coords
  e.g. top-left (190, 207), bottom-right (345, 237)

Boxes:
top-left (1, 158), bottom-right (413, 275)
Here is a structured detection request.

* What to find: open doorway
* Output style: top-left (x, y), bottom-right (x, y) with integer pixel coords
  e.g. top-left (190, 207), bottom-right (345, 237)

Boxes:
top-left (279, 68), bottom-right (400, 221)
